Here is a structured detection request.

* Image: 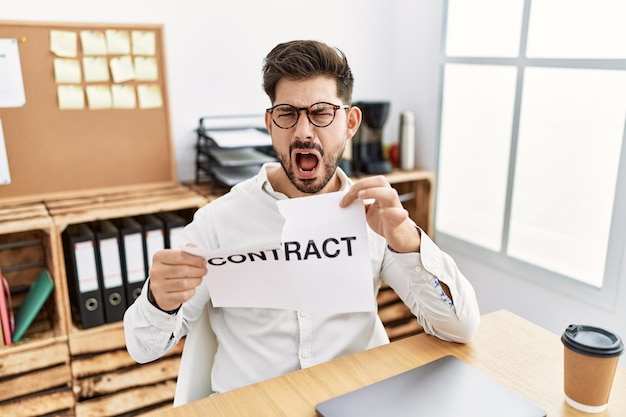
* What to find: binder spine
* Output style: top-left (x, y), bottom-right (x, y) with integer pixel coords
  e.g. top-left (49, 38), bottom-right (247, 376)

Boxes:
top-left (156, 211), bottom-right (188, 249)
top-left (91, 220), bottom-right (127, 323)
top-left (136, 215), bottom-right (165, 277)
top-left (115, 217), bottom-right (147, 307)
top-left (63, 224), bottom-right (105, 329)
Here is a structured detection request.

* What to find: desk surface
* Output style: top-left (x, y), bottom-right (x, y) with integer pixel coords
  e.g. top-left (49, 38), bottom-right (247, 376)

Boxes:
top-left (151, 310), bottom-right (626, 417)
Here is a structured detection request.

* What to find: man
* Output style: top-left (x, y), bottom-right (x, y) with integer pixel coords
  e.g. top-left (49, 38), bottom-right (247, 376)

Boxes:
top-left (124, 40), bottom-right (480, 394)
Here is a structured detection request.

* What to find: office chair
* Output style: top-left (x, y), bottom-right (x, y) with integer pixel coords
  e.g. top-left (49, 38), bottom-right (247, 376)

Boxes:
top-left (173, 304), bottom-right (217, 407)
top-left (173, 306), bottom-right (390, 407)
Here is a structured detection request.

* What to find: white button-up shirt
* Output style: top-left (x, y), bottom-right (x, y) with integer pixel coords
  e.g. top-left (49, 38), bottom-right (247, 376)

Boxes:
top-left (124, 163), bottom-right (480, 393)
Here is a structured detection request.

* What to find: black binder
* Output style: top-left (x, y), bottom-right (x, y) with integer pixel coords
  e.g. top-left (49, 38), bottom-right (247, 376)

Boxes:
top-left (62, 223), bottom-right (105, 329)
top-left (114, 217), bottom-right (146, 306)
top-left (136, 214), bottom-right (165, 278)
top-left (156, 211), bottom-right (187, 248)
top-left (90, 220), bottom-right (127, 323)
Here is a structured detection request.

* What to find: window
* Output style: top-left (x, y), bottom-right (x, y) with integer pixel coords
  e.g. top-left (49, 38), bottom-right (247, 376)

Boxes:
top-left (436, 0), bottom-right (626, 306)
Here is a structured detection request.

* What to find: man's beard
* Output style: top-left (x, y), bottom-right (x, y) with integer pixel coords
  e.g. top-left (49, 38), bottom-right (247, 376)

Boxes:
top-left (276, 141), bottom-right (345, 194)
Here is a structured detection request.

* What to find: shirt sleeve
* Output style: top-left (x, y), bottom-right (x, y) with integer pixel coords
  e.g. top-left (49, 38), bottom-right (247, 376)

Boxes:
top-left (123, 280), bottom-right (186, 363)
top-left (124, 204), bottom-right (219, 364)
top-left (380, 229), bottom-right (480, 343)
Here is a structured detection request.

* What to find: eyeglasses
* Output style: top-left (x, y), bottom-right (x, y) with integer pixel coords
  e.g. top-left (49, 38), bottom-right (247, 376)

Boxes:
top-left (266, 102), bottom-right (350, 129)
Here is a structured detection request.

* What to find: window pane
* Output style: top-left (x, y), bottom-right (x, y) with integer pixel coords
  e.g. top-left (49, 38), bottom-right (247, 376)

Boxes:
top-left (509, 67), bottom-right (626, 286)
top-left (445, 0), bottom-right (524, 57)
top-left (437, 64), bottom-right (517, 250)
top-left (527, 0), bottom-right (626, 59)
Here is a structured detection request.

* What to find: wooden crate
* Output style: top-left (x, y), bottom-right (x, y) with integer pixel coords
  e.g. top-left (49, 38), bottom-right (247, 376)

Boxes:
top-left (377, 282), bottom-right (424, 341)
top-left (45, 185), bottom-right (206, 415)
top-left (0, 389), bottom-right (75, 417)
top-left (0, 203), bottom-right (67, 351)
top-left (45, 184), bottom-right (207, 336)
top-left (183, 181), bottom-right (228, 204)
top-left (0, 203), bottom-right (75, 414)
top-left (376, 169), bottom-right (435, 235)
top-left (46, 184), bottom-right (208, 231)
top-left (0, 339), bottom-right (74, 416)
top-left (69, 324), bottom-right (185, 417)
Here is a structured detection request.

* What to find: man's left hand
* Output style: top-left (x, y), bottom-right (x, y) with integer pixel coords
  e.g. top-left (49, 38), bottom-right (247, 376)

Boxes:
top-left (339, 175), bottom-right (421, 253)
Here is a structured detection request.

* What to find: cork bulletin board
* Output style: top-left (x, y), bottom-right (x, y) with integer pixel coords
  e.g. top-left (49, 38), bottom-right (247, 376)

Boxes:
top-left (0, 20), bottom-right (176, 203)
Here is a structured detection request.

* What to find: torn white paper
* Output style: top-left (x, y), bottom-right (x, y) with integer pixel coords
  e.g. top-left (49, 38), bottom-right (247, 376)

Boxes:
top-left (189, 192), bottom-right (375, 313)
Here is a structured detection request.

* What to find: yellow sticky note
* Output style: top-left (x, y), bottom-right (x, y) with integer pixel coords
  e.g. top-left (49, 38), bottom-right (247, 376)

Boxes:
top-left (86, 85), bottom-right (112, 109)
top-left (132, 30), bottom-right (156, 55)
top-left (80, 30), bottom-right (107, 55)
top-left (53, 58), bottom-right (82, 83)
top-left (57, 85), bottom-right (85, 110)
top-left (134, 56), bottom-right (158, 81)
top-left (137, 84), bottom-right (162, 109)
top-left (112, 85), bottom-right (136, 109)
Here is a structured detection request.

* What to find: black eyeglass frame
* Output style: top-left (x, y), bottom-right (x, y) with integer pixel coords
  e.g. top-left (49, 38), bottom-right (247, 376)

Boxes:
top-left (266, 101), bottom-right (350, 129)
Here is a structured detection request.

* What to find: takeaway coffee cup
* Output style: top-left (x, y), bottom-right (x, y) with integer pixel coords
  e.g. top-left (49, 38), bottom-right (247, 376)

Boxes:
top-left (561, 324), bottom-right (624, 413)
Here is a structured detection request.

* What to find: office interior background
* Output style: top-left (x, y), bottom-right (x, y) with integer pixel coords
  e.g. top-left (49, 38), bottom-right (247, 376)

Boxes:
top-left (5, 0), bottom-right (625, 362)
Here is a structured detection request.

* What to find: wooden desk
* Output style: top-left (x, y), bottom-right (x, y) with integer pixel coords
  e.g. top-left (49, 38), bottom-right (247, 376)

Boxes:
top-left (149, 310), bottom-right (626, 417)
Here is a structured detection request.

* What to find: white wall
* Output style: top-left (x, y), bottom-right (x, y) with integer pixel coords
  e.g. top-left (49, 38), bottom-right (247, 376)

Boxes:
top-left (5, 1), bottom-right (625, 360)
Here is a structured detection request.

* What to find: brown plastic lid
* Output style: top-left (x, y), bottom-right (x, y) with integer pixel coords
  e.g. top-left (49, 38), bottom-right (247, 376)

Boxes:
top-left (562, 324), bottom-right (624, 358)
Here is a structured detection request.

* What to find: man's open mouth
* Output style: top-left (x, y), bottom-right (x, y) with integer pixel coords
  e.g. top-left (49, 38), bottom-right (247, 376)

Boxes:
top-left (295, 151), bottom-right (320, 173)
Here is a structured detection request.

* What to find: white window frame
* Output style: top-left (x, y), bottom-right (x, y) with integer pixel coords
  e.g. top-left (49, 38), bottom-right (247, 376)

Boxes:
top-left (435, 0), bottom-right (626, 311)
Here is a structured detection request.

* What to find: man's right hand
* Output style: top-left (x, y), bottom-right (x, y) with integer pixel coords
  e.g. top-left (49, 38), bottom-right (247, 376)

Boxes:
top-left (147, 248), bottom-right (208, 312)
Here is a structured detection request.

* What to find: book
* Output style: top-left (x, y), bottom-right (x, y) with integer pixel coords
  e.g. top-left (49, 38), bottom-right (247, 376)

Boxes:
top-left (12, 269), bottom-right (54, 343)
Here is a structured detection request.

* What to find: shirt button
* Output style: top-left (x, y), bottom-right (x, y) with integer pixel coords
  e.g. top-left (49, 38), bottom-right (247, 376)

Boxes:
top-left (300, 351), bottom-right (309, 358)
top-left (414, 266), bottom-right (422, 273)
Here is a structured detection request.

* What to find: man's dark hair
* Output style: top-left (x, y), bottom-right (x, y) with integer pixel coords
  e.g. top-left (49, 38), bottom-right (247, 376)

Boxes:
top-left (262, 40), bottom-right (354, 105)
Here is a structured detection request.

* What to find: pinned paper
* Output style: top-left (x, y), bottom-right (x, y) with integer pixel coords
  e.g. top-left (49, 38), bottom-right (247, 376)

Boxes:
top-left (80, 30), bottom-right (107, 55)
top-left (192, 192), bottom-right (376, 313)
top-left (132, 30), bottom-right (156, 55)
top-left (0, 119), bottom-right (11, 185)
top-left (0, 39), bottom-right (26, 108)
top-left (134, 56), bottom-right (158, 81)
top-left (111, 85), bottom-right (136, 109)
top-left (50, 30), bottom-right (77, 57)
top-left (83, 56), bottom-right (109, 82)
top-left (109, 56), bottom-right (135, 83)
top-left (86, 85), bottom-right (112, 109)
top-left (57, 85), bottom-right (85, 109)
top-left (53, 58), bottom-right (82, 83)
top-left (137, 84), bottom-right (162, 109)
top-left (105, 29), bottom-right (130, 54)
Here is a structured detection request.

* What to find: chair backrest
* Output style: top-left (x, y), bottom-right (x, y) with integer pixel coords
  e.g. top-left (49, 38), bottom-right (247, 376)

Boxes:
top-left (173, 305), bottom-right (217, 407)
top-left (370, 314), bottom-right (390, 347)
top-left (173, 308), bottom-right (389, 407)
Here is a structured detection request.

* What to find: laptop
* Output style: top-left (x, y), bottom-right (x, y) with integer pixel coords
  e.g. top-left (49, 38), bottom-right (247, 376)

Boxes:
top-left (315, 355), bottom-right (546, 417)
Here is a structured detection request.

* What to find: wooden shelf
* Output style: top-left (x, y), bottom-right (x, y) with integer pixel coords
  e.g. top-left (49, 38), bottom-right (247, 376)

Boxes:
top-left (46, 184), bottom-right (208, 231)
top-left (0, 338), bottom-right (72, 415)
